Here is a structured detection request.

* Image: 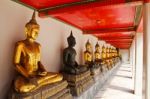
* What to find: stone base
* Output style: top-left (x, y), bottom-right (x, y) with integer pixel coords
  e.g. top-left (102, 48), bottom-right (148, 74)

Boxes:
top-left (101, 64), bottom-right (108, 72)
top-left (63, 70), bottom-right (91, 82)
top-left (69, 76), bottom-right (94, 96)
top-left (90, 67), bottom-right (101, 76)
top-left (48, 88), bottom-right (72, 99)
top-left (73, 62), bottom-right (121, 99)
top-left (63, 71), bottom-right (95, 96)
top-left (9, 80), bottom-right (71, 99)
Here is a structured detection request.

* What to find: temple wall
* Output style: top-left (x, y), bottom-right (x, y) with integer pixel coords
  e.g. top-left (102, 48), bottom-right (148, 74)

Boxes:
top-left (120, 49), bottom-right (129, 63)
top-left (0, 0), bottom-right (98, 98)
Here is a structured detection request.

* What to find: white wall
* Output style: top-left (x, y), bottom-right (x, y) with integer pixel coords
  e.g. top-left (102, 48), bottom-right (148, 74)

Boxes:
top-left (0, 0), bottom-right (99, 98)
top-left (130, 38), bottom-right (136, 66)
top-left (134, 33), bottom-right (143, 95)
top-left (130, 38), bottom-right (136, 80)
top-left (120, 49), bottom-right (129, 63)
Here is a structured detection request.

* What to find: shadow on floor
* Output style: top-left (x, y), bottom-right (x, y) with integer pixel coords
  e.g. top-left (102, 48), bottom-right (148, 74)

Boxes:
top-left (121, 66), bottom-right (132, 68)
top-left (114, 74), bottom-right (132, 79)
top-left (118, 69), bottom-right (131, 72)
top-left (108, 84), bottom-right (134, 94)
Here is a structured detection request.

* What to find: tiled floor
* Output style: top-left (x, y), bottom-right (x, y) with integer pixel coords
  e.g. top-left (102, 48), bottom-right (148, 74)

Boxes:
top-left (94, 63), bottom-right (141, 99)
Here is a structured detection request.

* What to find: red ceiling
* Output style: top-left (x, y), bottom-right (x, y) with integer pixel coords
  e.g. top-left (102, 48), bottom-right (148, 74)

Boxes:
top-left (13, 0), bottom-right (144, 49)
top-left (49, 5), bottom-right (136, 30)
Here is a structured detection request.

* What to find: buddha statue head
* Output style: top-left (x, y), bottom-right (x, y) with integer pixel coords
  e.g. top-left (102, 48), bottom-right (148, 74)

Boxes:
top-left (106, 47), bottom-right (109, 53)
top-left (95, 42), bottom-right (100, 52)
top-left (67, 31), bottom-right (76, 47)
top-left (25, 11), bottom-right (40, 40)
top-left (85, 40), bottom-right (92, 52)
top-left (102, 45), bottom-right (105, 53)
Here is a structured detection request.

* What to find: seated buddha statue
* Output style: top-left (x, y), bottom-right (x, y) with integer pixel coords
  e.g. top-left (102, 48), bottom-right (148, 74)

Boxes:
top-left (106, 47), bottom-right (111, 68)
top-left (13, 11), bottom-right (63, 93)
top-left (84, 40), bottom-right (93, 68)
top-left (106, 47), bottom-right (110, 59)
top-left (94, 42), bottom-right (102, 63)
top-left (63, 32), bottom-right (87, 75)
top-left (101, 45), bottom-right (107, 65)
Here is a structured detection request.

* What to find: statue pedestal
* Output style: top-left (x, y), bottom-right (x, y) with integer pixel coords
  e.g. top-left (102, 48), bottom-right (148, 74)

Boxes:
top-left (9, 80), bottom-right (72, 99)
top-left (73, 62), bottom-right (121, 99)
top-left (63, 70), bottom-right (94, 96)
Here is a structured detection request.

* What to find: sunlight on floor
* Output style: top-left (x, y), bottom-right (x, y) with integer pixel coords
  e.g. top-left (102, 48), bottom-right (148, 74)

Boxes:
top-left (95, 63), bottom-right (142, 99)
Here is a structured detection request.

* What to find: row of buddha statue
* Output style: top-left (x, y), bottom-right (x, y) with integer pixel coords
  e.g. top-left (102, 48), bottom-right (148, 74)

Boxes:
top-left (9, 11), bottom-right (121, 99)
top-left (84, 40), bottom-right (120, 75)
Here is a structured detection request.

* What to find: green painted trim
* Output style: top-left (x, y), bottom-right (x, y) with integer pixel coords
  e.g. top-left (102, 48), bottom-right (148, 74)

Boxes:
top-left (134, 5), bottom-right (143, 26)
top-left (39, 0), bottom-right (102, 12)
top-left (11, 0), bottom-right (38, 11)
top-left (125, 0), bottom-right (132, 2)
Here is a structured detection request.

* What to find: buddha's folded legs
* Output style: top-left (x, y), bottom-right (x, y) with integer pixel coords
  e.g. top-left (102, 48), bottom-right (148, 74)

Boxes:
top-left (15, 76), bottom-right (36, 93)
top-left (14, 73), bottom-right (63, 93)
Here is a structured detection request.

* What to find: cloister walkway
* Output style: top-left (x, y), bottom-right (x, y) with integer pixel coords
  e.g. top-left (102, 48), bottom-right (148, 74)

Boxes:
top-left (94, 63), bottom-right (141, 99)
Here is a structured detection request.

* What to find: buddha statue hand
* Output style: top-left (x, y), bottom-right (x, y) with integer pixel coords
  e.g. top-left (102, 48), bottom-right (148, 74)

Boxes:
top-left (27, 77), bottom-right (38, 86)
top-left (38, 71), bottom-right (47, 76)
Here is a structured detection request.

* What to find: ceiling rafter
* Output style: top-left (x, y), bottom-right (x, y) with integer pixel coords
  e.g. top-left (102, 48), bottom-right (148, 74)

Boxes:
top-left (83, 27), bottom-right (136, 34)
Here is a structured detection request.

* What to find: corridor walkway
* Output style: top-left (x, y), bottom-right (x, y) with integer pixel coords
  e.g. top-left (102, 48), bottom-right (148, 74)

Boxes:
top-left (94, 63), bottom-right (141, 99)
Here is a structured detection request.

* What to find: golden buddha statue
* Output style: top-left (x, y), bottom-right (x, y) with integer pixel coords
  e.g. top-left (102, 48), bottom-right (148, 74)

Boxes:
top-left (109, 47), bottom-right (113, 68)
top-left (112, 48), bottom-right (115, 58)
top-left (94, 42), bottom-right (101, 62)
top-left (13, 11), bottom-right (63, 93)
top-left (105, 47), bottom-right (110, 68)
top-left (102, 46), bottom-right (107, 58)
top-left (84, 40), bottom-right (93, 65)
top-left (101, 45), bottom-right (106, 63)
top-left (106, 47), bottom-right (110, 59)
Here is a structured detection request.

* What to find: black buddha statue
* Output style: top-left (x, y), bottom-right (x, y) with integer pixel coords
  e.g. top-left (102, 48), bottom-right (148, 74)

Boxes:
top-left (63, 31), bottom-right (87, 74)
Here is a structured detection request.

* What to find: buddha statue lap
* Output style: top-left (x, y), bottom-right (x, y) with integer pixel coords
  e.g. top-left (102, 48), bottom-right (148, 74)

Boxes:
top-left (13, 12), bottom-right (63, 93)
top-left (63, 32), bottom-right (87, 75)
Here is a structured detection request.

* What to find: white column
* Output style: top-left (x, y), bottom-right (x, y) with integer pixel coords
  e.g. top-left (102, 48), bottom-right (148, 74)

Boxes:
top-left (134, 33), bottom-right (143, 96)
top-left (131, 38), bottom-right (136, 80)
top-left (143, 3), bottom-right (150, 99)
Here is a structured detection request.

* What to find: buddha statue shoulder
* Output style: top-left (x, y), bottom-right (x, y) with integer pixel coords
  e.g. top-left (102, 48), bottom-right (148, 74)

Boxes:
top-left (84, 40), bottom-right (93, 65)
top-left (94, 42), bottom-right (101, 62)
top-left (13, 11), bottom-right (63, 93)
top-left (63, 32), bottom-right (87, 75)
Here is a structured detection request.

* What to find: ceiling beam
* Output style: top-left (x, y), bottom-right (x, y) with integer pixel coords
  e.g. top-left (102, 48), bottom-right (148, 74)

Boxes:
top-left (106, 41), bottom-right (132, 44)
top-left (105, 39), bottom-right (133, 42)
top-left (83, 27), bottom-right (136, 34)
top-left (94, 32), bottom-right (135, 36)
top-left (98, 36), bottom-right (134, 40)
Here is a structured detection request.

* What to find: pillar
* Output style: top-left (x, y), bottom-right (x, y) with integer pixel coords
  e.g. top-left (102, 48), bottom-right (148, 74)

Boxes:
top-left (143, 3), bottom-right (150, 99)
top-left (134, 33), bottom-right (143, 96)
